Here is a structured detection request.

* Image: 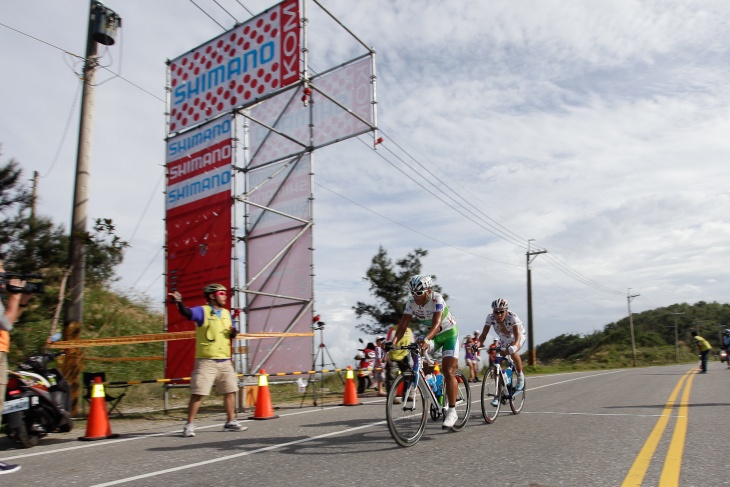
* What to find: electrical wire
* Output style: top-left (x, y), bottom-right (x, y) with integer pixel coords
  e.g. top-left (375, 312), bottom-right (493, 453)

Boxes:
top-left (42, 79), bottom-right (82, 178)
top-left (188, 0), bottom-right (227, 30)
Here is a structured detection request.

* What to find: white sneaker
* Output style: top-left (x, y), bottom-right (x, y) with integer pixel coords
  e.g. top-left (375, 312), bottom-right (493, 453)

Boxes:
top-left (515, 373), bottom-right (525, 391)
top-left (223, 420), bottom-right (248, 432)
top-left (442, 407), bottom-right (457, 428)
top-left (490, 397), bottom-right (499, 407)
top-left (182, 422), bottom-right (195, 437)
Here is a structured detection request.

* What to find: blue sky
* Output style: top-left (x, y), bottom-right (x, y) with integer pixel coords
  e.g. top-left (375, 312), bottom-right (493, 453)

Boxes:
top-left (2, 1), bottom-right (730, 368)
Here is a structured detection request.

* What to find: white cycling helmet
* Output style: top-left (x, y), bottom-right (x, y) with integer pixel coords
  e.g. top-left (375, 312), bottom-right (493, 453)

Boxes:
top-left (491, 298), bottom-right (509, 310)
top-left (409, 275), bottom-right (433, 293)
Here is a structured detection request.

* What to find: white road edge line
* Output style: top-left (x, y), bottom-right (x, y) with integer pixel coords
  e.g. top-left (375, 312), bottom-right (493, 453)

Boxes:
top-left (89, 420), bottom-right (388, 487)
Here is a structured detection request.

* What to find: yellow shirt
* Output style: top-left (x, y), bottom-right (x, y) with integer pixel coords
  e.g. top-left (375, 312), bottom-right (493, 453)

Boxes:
top-left (387, 326), bottom-right (413, 362)
top-left (195, 306), bottom-right (233, 359)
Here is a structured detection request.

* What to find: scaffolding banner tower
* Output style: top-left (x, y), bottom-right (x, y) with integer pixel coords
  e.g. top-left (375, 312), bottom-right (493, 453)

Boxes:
top-left (164, 0), bottom-right (377, 380)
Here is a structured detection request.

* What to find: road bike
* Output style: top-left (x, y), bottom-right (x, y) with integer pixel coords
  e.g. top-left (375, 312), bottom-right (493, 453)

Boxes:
top-left (480, 350), bottom-right (525, 423)
top-left (385, 343), bottom-right (471, 447)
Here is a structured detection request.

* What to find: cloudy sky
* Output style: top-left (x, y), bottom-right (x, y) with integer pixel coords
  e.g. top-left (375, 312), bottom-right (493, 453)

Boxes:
top-left (2, 1), bottom-right (729, 369)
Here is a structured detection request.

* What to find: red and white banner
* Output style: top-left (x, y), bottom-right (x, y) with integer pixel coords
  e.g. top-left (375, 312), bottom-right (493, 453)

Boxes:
top-left (165, 117), bottom-right (234, 380)
top-left (246, 56), bottom-right (374, 167)
top-left (169, 0), bottom-right (300, 134)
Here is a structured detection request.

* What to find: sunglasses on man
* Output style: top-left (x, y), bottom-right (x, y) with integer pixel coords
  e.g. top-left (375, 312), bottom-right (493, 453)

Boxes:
top-left (412, 290), bottom-right (428, 296)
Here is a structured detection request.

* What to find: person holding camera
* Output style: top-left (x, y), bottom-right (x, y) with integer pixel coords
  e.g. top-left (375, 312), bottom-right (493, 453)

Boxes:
top-left (168, 283), bottom-right (248, 438)
top-left (0, 257), bottom-right (33, 475)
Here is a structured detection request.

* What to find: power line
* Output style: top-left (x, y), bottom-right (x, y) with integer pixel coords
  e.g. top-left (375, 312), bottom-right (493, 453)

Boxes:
top-left (188, 0), bottom-right (227, 30)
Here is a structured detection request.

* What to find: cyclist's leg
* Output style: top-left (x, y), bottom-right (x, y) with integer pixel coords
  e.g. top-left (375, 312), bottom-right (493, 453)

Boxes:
top-left (433, 328), bottom-right (459, 407)
top-left (510, 334), bottom-right (527, 390)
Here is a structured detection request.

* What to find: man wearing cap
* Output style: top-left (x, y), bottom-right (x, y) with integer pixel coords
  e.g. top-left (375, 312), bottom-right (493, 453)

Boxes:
top-left (169, 283), bottom-right (248, 437)
top-left (487, 338), bottom-right (498, 368)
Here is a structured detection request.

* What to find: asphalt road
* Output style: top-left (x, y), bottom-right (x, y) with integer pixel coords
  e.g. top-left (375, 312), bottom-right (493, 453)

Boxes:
top-left (2, 361), bottom-right (728, 486)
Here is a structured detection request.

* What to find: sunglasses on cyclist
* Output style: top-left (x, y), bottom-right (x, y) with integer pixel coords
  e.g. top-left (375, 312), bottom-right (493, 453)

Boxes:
top-left (493, 309), bottom-right (506, 315)
top-left (412, 290), bottom-right (428, 296)
top-left (214, 290), bottom-right (227, 296)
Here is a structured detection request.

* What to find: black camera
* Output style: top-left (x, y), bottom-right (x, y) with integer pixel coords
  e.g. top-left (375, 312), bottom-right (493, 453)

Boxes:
top-left (0, 272), bottom-right (45, 294)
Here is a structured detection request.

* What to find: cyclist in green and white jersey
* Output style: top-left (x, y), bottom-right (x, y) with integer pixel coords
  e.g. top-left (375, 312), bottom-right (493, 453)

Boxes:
top-left (390, 275), bottom-right (460, 428)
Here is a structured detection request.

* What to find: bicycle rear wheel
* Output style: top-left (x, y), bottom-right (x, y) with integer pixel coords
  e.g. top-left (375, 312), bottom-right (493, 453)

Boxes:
top-left (480, 366), bottom-right (502, 423)
top-left (448, 369), bottom-right (471, 431)
top-left (386, 372), bottom-right (428, 447)
top-left (509, 377), bottom-right (525, 414)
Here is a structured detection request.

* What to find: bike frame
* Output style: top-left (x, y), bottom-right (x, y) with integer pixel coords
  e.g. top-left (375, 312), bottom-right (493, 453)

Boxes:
top-left (406, 347), bottom-right (447, 414)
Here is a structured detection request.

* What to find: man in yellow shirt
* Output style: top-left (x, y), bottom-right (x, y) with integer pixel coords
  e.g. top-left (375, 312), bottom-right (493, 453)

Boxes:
top-left (691, 330), bottom-right (712, 373)
top-left (169, 283), bottom-right (248, 437)
top-left (384, 323), bottom-right (413, 398)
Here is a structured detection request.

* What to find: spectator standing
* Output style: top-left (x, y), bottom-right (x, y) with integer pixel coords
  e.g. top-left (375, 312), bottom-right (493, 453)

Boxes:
top-left (169, 283), bottom-right (248, 437)
top-left (691, 330), bottom-right (712, 373)
top-left (487, 338), bottom-right (498, 367)
top-left (374, 335), bottom-right (386, 396)
top-left (0, 257), bottom-right (33, 475)
top-left (385, 323), bottom-right (413, 399)
top-left (464, 336), bottom-right (479, 382)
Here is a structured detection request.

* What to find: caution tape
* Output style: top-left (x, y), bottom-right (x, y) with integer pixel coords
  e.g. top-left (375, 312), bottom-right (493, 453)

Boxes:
top-left (101, 367), bottom-right (385, 387)
top-left (85, 356), bottom-right (164, 362)
top-left (48, 331), bottom-right (314, 349)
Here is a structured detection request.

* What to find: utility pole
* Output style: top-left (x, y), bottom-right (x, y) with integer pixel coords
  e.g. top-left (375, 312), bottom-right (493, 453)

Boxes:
top-left (627, 288), bottom-right (640, 367)
top-left (64, 0), bottom-right (121, 415)
top-left (670, 312), bottom-right (684, 364)
top-left (526, 239), bottom-right (547, 366)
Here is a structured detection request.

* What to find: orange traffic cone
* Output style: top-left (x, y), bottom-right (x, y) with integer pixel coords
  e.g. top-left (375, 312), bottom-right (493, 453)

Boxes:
top-left (79, 377), bottom-right (119, 441)
top-left (248, 370), bottom-right (278, 420)
top-left (341, 366), bottom-right (359, 406)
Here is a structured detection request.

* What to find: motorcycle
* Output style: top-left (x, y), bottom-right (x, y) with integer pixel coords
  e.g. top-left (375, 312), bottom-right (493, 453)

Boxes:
top-left (355, 340), bottom-right (376, 394)
top-left (720, 348), bottom-right (729, 368)
top-left (2, 351), bottom-right (73, 448)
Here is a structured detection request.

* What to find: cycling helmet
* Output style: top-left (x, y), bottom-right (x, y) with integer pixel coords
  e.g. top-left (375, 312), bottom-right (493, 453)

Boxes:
top-left (724, 328), bottom-right (730, 334)
top-left (491, 298), bottom-right (509, 310)
top-left (409, 275), bottom-right (433, 293)
top-left (203, 283), bottom-right (226, 296)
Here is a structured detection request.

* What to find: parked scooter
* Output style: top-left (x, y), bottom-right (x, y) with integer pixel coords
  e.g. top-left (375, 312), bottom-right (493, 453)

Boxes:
top-left (355, 339), bottom-right (376, 394)
top-left (2, 351), bottom-right (73, 448)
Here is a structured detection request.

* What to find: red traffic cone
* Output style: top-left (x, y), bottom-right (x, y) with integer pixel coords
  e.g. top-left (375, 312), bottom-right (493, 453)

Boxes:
top-left (248, 370), bottom-right (278, 420)
top-left (342, 366), bottom-right (359, 406)
top-left (79, 377), bottom-right (119, 441)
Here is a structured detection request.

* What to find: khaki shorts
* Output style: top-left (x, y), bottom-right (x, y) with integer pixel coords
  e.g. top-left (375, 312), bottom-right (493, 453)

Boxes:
top-left (190, 358), bottom-right (239, 396)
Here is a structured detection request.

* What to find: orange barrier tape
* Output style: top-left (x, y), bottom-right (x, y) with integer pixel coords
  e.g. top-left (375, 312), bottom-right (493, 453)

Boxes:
top-left (49, 331), bottom-right (314, 349)
top-left (85, 356), bottom-right (164, 362)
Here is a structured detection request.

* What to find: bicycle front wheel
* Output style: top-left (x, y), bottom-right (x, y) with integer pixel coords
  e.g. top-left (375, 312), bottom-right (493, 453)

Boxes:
top-left (509, 377), bottom-right (525, 414)
top-left (480, 366), bottom-right (502, 423)
top-left (386, 372), bottom-right (428, 447)
top-left (448, 369), bottom-right (471, 431)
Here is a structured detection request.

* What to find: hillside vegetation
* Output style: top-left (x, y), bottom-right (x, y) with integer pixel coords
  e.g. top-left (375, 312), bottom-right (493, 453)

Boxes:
top-left (534, 301), bottom-right (728, 368)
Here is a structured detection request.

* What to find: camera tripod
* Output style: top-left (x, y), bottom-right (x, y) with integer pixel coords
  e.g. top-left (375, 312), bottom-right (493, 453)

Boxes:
top-left (301, 321), bottom-right (344, 407)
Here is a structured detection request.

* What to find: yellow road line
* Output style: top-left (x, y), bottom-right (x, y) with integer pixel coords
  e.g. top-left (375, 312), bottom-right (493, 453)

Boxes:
top-left (659, 371), bottom-right (695, 486)
top-left (621, 370), bottom-right (692, 487)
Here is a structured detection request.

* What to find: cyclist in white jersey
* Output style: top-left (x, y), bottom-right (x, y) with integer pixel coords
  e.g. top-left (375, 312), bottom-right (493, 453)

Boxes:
top-left (476, 298), bottom-right (526, 392)
top-left (389, 275), bottom-right (460, 429)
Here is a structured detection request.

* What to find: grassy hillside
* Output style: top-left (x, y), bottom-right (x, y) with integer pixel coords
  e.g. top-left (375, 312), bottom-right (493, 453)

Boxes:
top-left (533, 301), bottom-right (729, 368)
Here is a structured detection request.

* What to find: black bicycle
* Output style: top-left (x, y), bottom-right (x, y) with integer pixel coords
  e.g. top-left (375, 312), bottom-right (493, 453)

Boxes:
top-left (480, 350), bottom-right (525, 423)
top-left (385, 343), bottom-right (471, 447)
